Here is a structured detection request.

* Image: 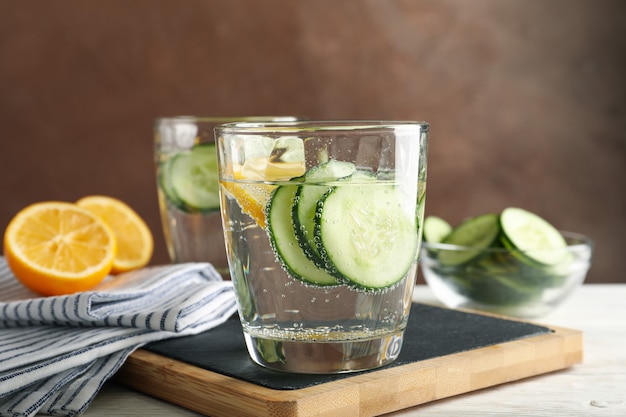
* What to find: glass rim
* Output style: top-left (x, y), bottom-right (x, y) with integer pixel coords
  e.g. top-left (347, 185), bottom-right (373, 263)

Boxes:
top-left (214, 120), bottom-right (430, 135)
top-left (421, 231), bottom-right (594, 253)
top-left (154, 116), bottom-right (302, 125)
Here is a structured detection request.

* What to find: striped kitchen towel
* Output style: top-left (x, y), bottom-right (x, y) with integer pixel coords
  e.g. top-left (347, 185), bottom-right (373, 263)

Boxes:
top-left (0, 258), bottom-right (238, 417)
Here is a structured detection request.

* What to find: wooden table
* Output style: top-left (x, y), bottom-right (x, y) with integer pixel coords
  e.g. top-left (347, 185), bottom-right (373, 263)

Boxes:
top-left (84, 284), bottom-right (626, 416)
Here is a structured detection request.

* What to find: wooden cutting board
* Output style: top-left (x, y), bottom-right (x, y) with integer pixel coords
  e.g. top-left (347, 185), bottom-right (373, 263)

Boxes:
top-left (116, 304), bottom-right (583, 417)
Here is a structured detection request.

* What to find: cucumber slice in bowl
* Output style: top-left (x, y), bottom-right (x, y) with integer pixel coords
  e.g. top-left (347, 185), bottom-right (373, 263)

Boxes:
top-left (423, 215), bottom-right (452, 244)
top-left (167, 143), bottom-right (220, 212)
top-left (437, 213), bottom-right (500, 266)
top-left (315, 182), bottom-right (418, 290)
top-left (267, 185), bottom-right (340, 286)
top-left (500, 207), bottom-right (570, 266)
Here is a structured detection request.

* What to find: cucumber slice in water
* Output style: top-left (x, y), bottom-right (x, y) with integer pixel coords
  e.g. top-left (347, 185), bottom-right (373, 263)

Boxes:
top-left (167, 143), bottom-right (220, 211)
top-left (500, 207), bottom-right (569, 266)
top-left (316, 183), bottom-right (418, 290)
top-left (158, 161), bottom-right (183, 209)
top-left (438, 213), bottom-right (500, 266)
top-left (267, 185), bottom-right (339, 286)
top-left (267, 160), bottom-right (417, 290)
top-left (293, 160), bottom-right (356, 264)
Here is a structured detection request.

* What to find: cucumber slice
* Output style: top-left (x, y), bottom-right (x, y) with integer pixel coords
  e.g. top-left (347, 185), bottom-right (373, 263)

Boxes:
top-left (438, 213), bottom-right (500, 266)
top-left (267, 185), bottom-right (339, 286)
top-left (500, 207), bottom-right (569, 266)
top-left (423, 215), bottom-right (452, 243)
top-left (158, 161), bottom-right (184, 209)
top-left (463, 273), bottom-right (542, 306)
top-left (167, 143), bottom-right (220, 211)
top-left (424, 208), bottom-right (576, 308)
top-left (316, 183), bottom-right (418, 290)
top-left (293, 160), bottom-right (356, 263)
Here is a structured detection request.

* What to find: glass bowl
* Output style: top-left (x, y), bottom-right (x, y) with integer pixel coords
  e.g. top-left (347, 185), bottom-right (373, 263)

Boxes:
top-left (420, 231), bottom-right (593, 318)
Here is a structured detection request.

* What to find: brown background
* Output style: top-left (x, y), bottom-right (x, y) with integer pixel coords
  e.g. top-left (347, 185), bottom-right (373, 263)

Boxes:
top-left (0, 0), bottom-right (624, 283)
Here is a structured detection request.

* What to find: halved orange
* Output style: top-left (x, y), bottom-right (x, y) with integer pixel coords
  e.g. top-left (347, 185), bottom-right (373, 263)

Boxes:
top-left (3, 202), bottom-right (116, 296)
top-left (76, 196), bottom-right (153, 274)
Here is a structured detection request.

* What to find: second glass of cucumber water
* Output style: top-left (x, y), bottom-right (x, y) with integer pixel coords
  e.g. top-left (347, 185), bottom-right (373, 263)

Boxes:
top-left (215, 120), bottom-right (429, 373)
top-left (154, 116), bottom-right (299, 276)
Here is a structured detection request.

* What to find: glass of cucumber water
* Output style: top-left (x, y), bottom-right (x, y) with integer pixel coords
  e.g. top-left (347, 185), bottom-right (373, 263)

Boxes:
top-left (215, 120), bottom-right (429, 373)
top-left (154, 116), bottom-right (299, 276)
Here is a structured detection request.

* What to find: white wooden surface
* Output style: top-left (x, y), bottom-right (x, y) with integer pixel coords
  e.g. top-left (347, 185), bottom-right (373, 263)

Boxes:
top-left (84, 284), bottom-right (626, 417)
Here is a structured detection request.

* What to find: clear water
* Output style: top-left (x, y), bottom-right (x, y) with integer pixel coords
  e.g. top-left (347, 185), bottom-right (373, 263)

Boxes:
top-left (157, 188), bottom-right (229, 275)
top-left (220, 178), bottom-right (425, 373)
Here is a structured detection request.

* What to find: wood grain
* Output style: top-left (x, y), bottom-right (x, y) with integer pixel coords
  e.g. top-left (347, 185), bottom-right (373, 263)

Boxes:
top-left (116, 324), bottom-right (582, 417)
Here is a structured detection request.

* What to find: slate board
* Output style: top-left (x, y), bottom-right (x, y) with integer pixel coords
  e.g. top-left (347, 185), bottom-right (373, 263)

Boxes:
top-left (117, 303), bottom-right (583, 417)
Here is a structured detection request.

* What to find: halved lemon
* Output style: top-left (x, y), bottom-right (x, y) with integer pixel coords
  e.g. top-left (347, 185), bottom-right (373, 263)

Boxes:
top-left (222, 181), bottom-right (275, 228)
top-left (76, 196), bottom-right (154, 274)
top-left (3, 202), bottom-right (117, 296)
top-left (222, 159), bottom-right (305, 228)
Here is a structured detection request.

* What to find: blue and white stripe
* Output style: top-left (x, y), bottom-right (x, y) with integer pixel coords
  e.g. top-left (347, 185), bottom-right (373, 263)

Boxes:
top-left (0, 257), bottom-right (237, 417)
